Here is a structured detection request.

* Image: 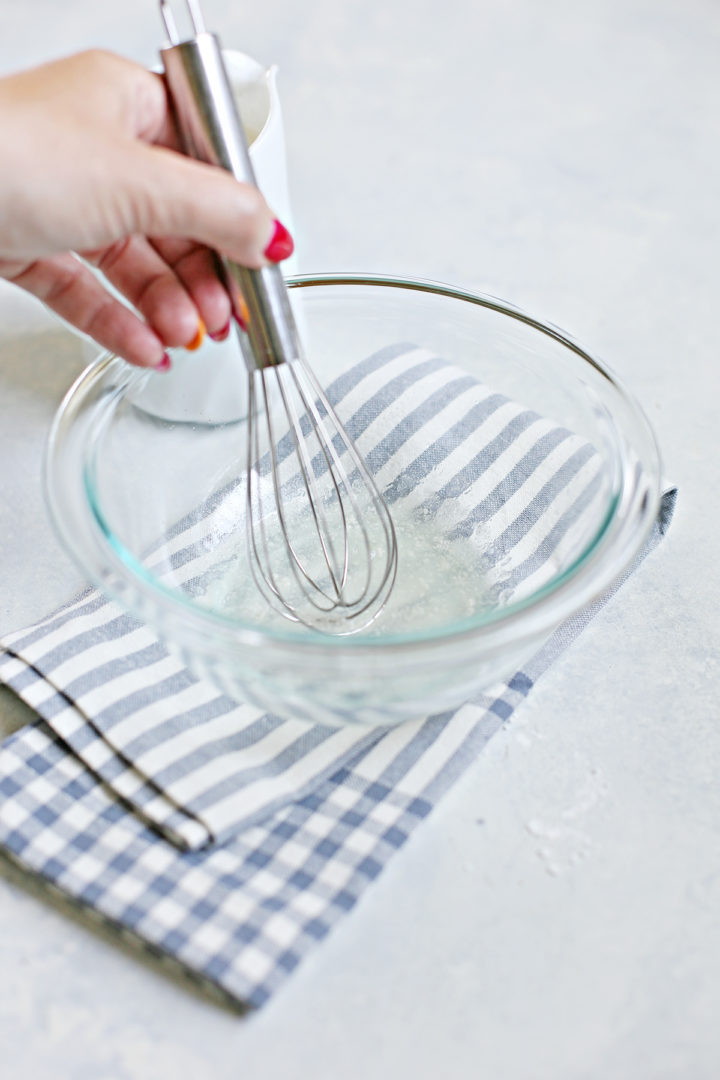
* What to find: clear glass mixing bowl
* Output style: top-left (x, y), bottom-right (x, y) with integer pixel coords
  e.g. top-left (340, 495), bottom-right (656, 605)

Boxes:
top-left (45, 275), bottom-right (661, 725)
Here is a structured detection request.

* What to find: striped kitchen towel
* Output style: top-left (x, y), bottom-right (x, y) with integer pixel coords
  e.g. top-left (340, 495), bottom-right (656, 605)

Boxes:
top-left (137, 342), bottom-right (611, 642)
top-left (0, 345), bottom-right (675, 1009)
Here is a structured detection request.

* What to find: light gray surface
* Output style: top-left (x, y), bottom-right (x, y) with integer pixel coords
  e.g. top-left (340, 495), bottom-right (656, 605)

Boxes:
top-left (0, 0), bottom-right (717, 1076)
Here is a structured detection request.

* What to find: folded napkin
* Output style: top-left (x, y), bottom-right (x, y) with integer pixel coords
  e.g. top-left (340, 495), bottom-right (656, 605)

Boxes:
top-left (0, 345), bottom-right (676, 1009)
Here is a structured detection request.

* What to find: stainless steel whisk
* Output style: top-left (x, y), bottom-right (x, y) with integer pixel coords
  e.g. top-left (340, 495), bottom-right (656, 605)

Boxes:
top-left (159, 0), bottom-right (397, 633)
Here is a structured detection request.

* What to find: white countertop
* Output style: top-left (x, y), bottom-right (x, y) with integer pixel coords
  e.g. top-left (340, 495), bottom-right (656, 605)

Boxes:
top-left (1, 1), bottom-right (718, 1076)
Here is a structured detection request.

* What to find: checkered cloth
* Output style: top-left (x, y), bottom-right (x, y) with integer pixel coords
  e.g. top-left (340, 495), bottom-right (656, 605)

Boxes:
top-left (0, 345), bottom-right (675, 1009)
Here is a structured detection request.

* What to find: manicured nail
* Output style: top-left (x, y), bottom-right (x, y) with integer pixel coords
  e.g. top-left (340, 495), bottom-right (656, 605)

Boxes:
top-left (185, 319), bottom-right (206, 351)
top-left (234, 292), bottom-right (250, 332)
top-left (153, 353), bottom-right (172, 372)
top-left (209, 319), bottom-right (231, 342)
top-left (264, 219), bottom-right (294, 263)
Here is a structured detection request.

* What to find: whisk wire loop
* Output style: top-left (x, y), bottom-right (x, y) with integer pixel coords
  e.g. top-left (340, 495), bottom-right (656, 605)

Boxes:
top-left (303, 368), bottom-right (399, 619)
top-left (290, 367), bottom-right (377, 609)
top-left (275, 366), bottom-right (349, 603)
top-left (246, 369), bottom-right (348, 622)
top-left (244, 360), bottom-right (398, 632)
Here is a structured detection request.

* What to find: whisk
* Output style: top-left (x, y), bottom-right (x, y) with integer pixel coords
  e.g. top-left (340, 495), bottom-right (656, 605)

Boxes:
top-left (159, 0), bottom-right (397, 633)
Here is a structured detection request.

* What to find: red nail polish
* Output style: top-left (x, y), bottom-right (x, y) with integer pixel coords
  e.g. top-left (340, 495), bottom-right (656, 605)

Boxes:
top-left (264, 219), bottom-right (294, 263)
top-left (153, 353), bottom-right (172, 372)
top-left (209, 319), bottom-right (231, 342)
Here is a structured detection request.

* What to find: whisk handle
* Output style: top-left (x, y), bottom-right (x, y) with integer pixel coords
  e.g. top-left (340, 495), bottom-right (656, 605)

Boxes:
top-left (160, 30), bottom-right (301, 369)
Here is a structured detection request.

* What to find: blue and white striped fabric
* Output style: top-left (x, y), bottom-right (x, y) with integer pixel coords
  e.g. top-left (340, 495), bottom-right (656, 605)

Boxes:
top-left (142, 344), bottom-right (608, 651)
top-left (0, 345), bottom-right (675, 1009)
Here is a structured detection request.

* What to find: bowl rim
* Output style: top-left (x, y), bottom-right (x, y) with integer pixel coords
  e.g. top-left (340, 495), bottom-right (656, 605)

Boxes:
top-left (45, 272), bottom-right (662, 654)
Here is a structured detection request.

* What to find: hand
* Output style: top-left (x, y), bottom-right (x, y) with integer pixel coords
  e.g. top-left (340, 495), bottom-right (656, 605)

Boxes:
top-left (0, 50), bottom-right (294, 368)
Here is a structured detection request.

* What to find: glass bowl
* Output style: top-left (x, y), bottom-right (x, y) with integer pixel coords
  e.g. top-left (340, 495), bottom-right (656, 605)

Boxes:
top-left (45, 274), bottom-right (661, 726)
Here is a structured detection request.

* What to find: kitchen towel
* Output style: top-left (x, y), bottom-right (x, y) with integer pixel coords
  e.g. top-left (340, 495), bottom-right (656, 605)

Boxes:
top-left (0, 345), bottom-right (675, 1009)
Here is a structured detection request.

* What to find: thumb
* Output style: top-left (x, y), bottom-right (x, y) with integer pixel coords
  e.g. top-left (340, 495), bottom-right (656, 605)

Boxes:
top-left (116, 141), bottom-right (287, 267)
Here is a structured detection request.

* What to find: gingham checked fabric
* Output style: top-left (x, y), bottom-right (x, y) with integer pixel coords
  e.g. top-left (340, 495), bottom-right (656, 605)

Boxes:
top-left (0, 341), bottom-right (675, 1009)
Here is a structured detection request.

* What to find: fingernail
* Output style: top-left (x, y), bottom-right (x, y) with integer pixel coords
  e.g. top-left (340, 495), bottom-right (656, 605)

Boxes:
top-left (185, 319), bottom-right (206, 351)
top-left (234, 293), bottom-right (250, 332)
top-left (209, 319), bottom-right (231, 342)
top-left (264, 219), bottom-right (294, 263)
top-left (153, 353), bottom-right (172, 372)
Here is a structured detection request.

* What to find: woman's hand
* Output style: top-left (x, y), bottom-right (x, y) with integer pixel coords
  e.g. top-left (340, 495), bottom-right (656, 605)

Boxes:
top-left (0, 50), bottom-right (293, 368)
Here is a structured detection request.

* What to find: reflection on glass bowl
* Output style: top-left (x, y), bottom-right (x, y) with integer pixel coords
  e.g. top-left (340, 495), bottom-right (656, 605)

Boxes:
top-left (46, 275), bottom-right (661, 726)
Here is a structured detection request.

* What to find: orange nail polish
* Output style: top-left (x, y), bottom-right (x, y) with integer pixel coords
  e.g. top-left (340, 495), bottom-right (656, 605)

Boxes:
top-left (234, 293), bottom-right (250, 332)
top-left (185, 319), bottom-right (206, 351)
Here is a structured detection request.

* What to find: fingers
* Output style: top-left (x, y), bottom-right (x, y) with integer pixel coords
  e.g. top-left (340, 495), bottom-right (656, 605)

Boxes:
top-left (150, 237), bottom-right (233, 338)
top-left (7, 254), bottom-right (170, 368)
top-left (82, 234), bottom-right (230, 347)
top-left (119, 142), bottom-right (290, 268)
top-left (81, 234), bottom-right (234, 347)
